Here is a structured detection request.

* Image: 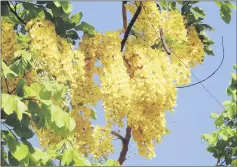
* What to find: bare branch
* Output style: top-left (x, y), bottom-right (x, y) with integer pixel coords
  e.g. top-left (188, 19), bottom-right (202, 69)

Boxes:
top-left (91, 125), bottom-right (125, 141)
top-left (122, 1), bottom-right (128, 32)
top-left (121, 2), bottom-right (142, 52)
top-left (118, 126), bottom-right (132, 165)
top-left (6, 1), bottom-right (26, 25)
top-left (3, 76), bottom-right (10, 94)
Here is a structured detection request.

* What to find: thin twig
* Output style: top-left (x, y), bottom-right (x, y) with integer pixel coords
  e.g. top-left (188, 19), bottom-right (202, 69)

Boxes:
top-left (3, 76), bottom-right (10, 94)
top-left (6, 1), bottom-right (26, 25)
top-left (9, 68), bottom-right (33, 94)
top-left (122, 1), bottom-right (128, 32)
top-left (155, 3), bottom-right (171, 55)
top-left (111, 131), bottom-right (125, 141)
top-left (117, 126), bottom-right (131, 165)
top-left (121, 2), bottom-right (142, 52)
top-left (216, 157), bottom-right (220, 166)
top-left (91, 126), bottom-right (125, 141)
top-left (159, 28), bottom-right (171, 55)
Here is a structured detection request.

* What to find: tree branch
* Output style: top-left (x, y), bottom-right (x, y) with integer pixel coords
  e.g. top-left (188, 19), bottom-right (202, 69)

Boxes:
top-left (159, 28), bottom-right (171, 55)
top-left (117, 126), bottom-right (131, 165)
top-left (3, 76), bottom-right (10, 94)
top-left (122, 1), bottom-right (128, 32)
top-left (91, 125), bottom-right (125, 141)
top-left (121, 2), bottom-right (142, 52)
top-left (216, 157), bottom-right (220, 166)
top-left (6, 1), bottom-right (26, 25)
top-left (9, 68), bottom-right (33, 94)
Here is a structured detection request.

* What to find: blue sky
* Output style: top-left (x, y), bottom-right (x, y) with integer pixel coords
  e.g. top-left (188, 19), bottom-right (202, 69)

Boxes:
top-left (30, 1), bottom-right (236, 166)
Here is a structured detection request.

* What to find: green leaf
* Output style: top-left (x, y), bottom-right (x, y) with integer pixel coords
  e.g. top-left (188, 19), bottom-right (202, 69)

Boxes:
top-left (24, 82), bottom-right (42, 97)
top-left (59, 1), bottom-right (72, 13)
top-left (14, 126), bottom-right (34, 139)
top-left (28, 101), bottom-right (45, 128)
top-left (16, 78), bottom-right (26, 97)
top-left (224, 1), bottom-right (236, 10)
top-left (39, 88), bottom-right (52, 100)
top-left (222, 100), bottom-right (231, 106)
top-left (75, 22), bottom-right (96, 37)
top-left (53, 1), bottom-right (61, 7)
top-left (21, 114), bottom-right (31, 127)
top-left (66, 117), bottom-right (76, 132)
top-left (204, 46), bottom-right (214, 56)
top-left (105, 159), bottom-right (120, 166)
top-left (215, 117), bottom-right (224, 128)
top-left (202, 133), bottom-right (218, 145)
top-left (233, 64), bottom-right (237, 70)
top-left (51, 105), bottom-right (66, 128)
top-left (191, 7), bottom-right (205, 19)
top-left (2, 94), bottom-right (29, 120)
top-left (2, 94), bottom-right (17, 116)
top-left (2, 61), bottom-right (18, 78)
top-left (12, 144), bottom-right (29, 161)
top-left (31, 148), bottom-right (52, 164)
top-left (90, 108), bottom-right (97, 120)
top-left (71, 12), bottom-right (83, 25)
top-left (231, 159), bottom-right (237, 166)
top-left (1, 1), bottom-right (9, 16)
top-left (201, 24), bottom-right (215, 32)
top-left (52, 17), bottom-right (66, 37)
top-left (220, 4), bottom-right (232, 24)
top-left (215, 1), bottom-right (223, 8)
top-left (61, 150), bottom-right (73, 165)
top-left (15, 98), bottom-right (28, 121)
top-left (67, 30), bottom-right (79, 40)
top-left (37, 1), bottom-right (48, 4)
top-left (8, 151), bottom-right (20, 166)
top-left (210, 113), bottom-right (219, 120)
top-left (19, 156), bottom-right (29, 166)
top-left (2, 130), bottom-right (18, 152)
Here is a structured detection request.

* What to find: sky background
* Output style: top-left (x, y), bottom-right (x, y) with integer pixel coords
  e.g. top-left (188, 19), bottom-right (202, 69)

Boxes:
top-left (29, 1), bottom-right (236, 166)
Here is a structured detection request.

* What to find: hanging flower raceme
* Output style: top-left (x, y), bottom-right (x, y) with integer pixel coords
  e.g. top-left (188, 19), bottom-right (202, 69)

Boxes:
top-left (1, 19), bottom-right (19, 64)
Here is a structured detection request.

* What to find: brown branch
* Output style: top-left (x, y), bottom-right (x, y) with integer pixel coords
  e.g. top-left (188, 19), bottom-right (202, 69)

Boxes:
top-left (91, 125), bottom-right (125, 141)
top-left (111, 131), bottom-right (125, 141)
top-left (4, 76), bottom-right (10, 94)
top-left (118, 126), bottom-right (132, 165)
top-left (159, 28), bottom-right (171, 55)
top-left (216, 157), bottom-right (220, 166)
top-left (122, 1), bottom-right (128, 32)
top-left (121, 2), bottom-right (142, 52)
top-left (9, 68), bottom-right (33, 94)
top-left (145, 2), bottom-right (171, 55)
top-left (6, 1), bottom-right (26, 25)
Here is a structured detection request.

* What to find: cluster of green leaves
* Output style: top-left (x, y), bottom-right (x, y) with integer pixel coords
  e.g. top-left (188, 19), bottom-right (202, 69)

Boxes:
top-left (179, 1), bottom-right (215, 56)
top-left (202, 64), bottom-right (237, 166)
top-left (1, 47), bottom-right (80, 166)
top-left (1, 1), bottom-right (96, 45)
top-left (158, 0), bottom-right (235, 57)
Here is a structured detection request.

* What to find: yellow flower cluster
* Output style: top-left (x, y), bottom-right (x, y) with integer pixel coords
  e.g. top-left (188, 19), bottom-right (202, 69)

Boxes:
top-left (1, 0), bottom-right (207, 161)
top-left (34, 127), bottom-right (62, 147)
top-left (123, 1), bottom-right (205, 158)
top-left (26, 19), bottom-right (100, 106)
top-left (1, 19), bottom-right (19, 64)
top-left (89, 31), bottom-right (132, 127)
top-left (71, 107), bottom-right (114, 160)
top-left (170, 26), bottom-right (205, 86)
top-left (124, 39), bottom-right (176, 159)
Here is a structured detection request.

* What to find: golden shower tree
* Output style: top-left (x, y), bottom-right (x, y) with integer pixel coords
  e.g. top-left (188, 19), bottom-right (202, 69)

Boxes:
top-left (1, 1), bottom-right (235, 166)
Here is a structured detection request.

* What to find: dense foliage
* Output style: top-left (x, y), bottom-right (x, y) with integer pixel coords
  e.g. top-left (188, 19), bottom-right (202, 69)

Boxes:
top-left (202, 64), bottom-right (237, 166)
top-left (1, 1), bottom-right (235, 166)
